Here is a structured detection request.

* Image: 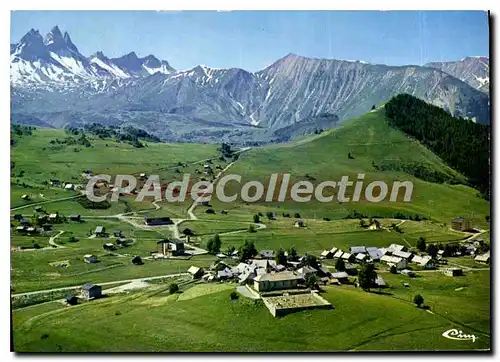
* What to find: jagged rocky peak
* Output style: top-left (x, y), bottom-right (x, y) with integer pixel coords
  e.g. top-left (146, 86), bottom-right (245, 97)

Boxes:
top-left (13, 28), bottom-right (48, 61)
top-left (19, 28), bottom-right (44, 47)
top-left (44, 25), bottom-right (63, 45)
top-left (42, 25), bottom-right (82, 57)
top-left (92, 51), bottom-right (107, 60)
top-left (121, 51), bottom-right (139, 60)
top-left (111, 51), bottom-right (143, 70)
top-left (143, 54), bottom-right (160, 66)
top-left (62, 31), bottom-right (79, 54)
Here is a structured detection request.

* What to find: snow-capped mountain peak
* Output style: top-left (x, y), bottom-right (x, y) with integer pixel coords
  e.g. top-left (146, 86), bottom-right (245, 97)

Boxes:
top-left (10, 26), bottom-right (176, 87)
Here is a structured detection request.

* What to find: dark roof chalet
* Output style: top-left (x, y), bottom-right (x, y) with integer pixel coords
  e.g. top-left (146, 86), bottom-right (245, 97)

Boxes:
top-left (82, 283), bottom-right (100, 291)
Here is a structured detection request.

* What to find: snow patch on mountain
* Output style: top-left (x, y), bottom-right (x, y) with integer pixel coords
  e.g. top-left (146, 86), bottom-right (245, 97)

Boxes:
top-left (90, 56), bottom-right (130, 78)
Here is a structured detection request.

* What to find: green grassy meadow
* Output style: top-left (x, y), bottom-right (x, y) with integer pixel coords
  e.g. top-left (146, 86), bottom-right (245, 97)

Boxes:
top-left (11, 128), bottom-right (219, 185)
top-left (12, 269), bottom-right (490, 352)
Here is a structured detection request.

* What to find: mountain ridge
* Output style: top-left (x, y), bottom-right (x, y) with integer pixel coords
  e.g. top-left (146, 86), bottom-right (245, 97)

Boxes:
top-left (10, 26), bottom-right (490, 143)
top-left (424, 56), bottom-right (490, 93)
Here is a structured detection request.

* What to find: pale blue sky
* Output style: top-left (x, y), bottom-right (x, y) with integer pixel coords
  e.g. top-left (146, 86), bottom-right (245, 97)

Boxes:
top-left (11, 10), bottom-right (489, 71)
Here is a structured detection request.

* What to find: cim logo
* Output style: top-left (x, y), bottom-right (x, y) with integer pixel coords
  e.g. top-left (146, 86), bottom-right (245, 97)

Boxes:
top-left (442, 329), bottom-right (477, 343)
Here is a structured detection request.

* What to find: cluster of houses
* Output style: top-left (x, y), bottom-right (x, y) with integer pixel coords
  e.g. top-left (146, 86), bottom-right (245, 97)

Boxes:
top-left (187, 237), bottom-right (492, 291)
top-left (186, 247), bottom-right (355, 289)
top-left (100, 229), bottom-right (137, 251)
top-left (14, 211), bottom-right (82, 235)
top-left (95, 227), bottom-right (128, 239)
top-left (320, 244), bottom-right (435, 271)
top-left (48, 177), bottom-right (79, 190)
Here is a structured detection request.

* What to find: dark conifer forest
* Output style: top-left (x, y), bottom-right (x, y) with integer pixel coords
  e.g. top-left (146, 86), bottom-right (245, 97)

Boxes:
top-left (385, 94), bottom-right (490, 199)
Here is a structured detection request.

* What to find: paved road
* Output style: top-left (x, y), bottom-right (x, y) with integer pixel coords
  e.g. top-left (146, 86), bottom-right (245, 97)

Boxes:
top-left (12, 272), bottom-right (190, 297)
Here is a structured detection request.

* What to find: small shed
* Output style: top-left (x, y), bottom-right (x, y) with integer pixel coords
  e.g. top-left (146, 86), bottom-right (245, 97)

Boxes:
top-left (188, 266), bottom-right (204, 279)
top-left (331, 272), bottom-right (349, 283)
top-left (70, 214), bottom-right (81, 222)
top-left (95, 226), bottom-right (106, 237)
top-left (444, 268), bottom-right (463, 277)
top-left (65, 295), bottom-right (78, 305)
top-left (42, 224), bottom-right (53, 231)
top-left (103, 243), bottom-right (115, 251)
top-left (81, 283), bottom-right (102, 300)
top-left (84, 254), bottom-right (98, 264)
top-left (132, 256), bottom-right (144, 265)
top-left (294, 220), bottom-right (306, 228)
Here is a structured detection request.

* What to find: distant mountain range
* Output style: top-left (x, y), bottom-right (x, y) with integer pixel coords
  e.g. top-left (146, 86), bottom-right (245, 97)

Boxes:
top-left (10, 26), bottom-right (174, 85)
top-left (11, 26), bottom-right (490, 143)
top-left (425, 56), bottom-right (490, 93)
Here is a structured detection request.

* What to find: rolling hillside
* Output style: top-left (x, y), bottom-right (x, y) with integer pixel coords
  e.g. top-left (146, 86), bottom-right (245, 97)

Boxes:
top-left (223, 108), bottom-right (489, 226)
